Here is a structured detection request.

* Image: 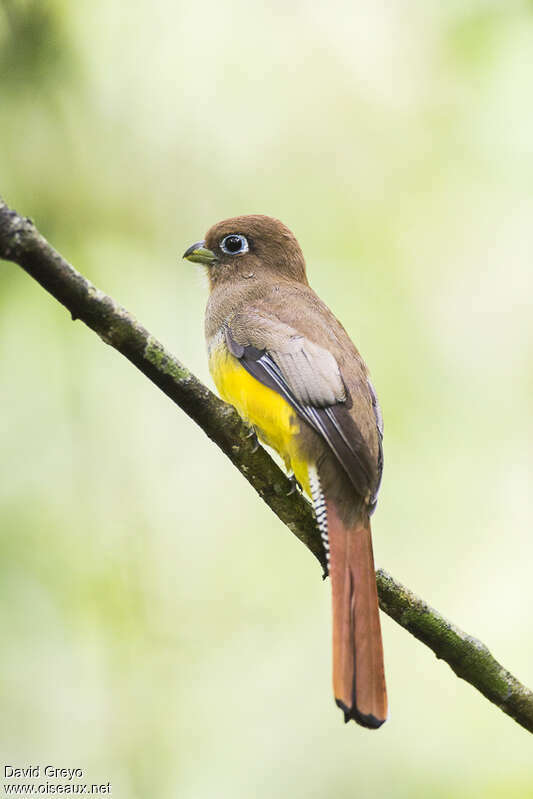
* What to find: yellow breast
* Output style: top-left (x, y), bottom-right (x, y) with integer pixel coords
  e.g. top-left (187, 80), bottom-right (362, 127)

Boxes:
top-left (209, 341), bottom-right (311, 494)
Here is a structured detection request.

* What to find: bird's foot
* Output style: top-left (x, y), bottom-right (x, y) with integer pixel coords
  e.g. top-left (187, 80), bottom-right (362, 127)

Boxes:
top-left (246, 426), bottom-right (260, 453)
top-left (286, 472), bottom-right (302, 496)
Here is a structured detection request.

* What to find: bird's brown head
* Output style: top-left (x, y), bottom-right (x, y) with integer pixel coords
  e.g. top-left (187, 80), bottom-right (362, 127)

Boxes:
top-left (183, 215), bottom-right (307, 289)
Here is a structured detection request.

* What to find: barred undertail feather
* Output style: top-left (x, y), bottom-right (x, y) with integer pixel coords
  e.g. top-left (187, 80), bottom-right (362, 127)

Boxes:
top-left (309, 465), bottom-right (330, 571)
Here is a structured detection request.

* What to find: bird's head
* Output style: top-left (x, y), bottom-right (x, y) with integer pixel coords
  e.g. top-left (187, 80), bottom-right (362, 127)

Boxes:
top-left (183, 214), bottom-right (307, 287)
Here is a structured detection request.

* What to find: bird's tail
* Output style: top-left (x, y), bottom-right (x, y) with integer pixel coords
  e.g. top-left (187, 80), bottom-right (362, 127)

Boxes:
top-left (327, 500), bottom-right (387, 728)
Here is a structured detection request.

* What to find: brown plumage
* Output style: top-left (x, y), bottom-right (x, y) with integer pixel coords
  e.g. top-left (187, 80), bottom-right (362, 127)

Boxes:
top-left (184, 215), bottom-right (388, 727)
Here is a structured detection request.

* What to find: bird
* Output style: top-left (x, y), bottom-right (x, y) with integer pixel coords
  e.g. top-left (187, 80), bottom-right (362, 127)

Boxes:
top-left (184, 215), bottom-right (387, 728)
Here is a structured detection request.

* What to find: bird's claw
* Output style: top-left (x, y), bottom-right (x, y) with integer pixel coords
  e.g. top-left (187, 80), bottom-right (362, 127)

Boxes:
top-left (246, 426), bottom-right (260, 453)
top-left (286, 473), bottom-right (302, 496)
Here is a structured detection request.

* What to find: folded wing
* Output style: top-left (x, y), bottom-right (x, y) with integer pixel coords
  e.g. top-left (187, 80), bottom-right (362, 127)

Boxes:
top-left (225, 311), bottom-right (377, 500)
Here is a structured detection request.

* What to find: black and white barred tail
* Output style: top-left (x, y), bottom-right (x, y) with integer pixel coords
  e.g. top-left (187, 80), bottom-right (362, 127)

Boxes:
top-left (309, 466), bottom-right (330, 571)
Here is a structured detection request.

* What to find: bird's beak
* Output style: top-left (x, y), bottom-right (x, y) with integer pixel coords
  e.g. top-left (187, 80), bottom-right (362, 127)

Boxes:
top-left (183, 240), bottom-right (217, 265)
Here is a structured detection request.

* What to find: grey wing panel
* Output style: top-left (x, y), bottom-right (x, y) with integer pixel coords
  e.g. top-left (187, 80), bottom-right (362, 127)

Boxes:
top-left (229, 311), bottom-right (346, 407)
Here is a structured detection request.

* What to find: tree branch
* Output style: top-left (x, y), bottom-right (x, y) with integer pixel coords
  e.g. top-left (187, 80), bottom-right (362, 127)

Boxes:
top-left (1, 195), bottom-right (531, 734)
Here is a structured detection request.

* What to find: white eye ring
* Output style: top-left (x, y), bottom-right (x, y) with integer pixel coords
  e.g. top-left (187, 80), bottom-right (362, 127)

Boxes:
top-left (220, 234), bottom-right (249, 255)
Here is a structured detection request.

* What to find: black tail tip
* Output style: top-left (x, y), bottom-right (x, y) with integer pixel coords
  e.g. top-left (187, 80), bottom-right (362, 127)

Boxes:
top-left (335, 699), bottom-right (386, 729)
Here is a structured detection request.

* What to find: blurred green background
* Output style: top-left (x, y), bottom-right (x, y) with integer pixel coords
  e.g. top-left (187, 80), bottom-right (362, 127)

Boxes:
top-left (1, 1), bottom-right (532, 796)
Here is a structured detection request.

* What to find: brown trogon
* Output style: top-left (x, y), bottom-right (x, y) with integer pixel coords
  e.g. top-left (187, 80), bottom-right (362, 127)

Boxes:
top-left (184, 215), bottom-right (387, 728)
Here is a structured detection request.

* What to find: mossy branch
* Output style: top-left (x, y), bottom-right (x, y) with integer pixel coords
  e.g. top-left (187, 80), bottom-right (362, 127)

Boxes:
top-left (1, 195), bottom-right (532, 734)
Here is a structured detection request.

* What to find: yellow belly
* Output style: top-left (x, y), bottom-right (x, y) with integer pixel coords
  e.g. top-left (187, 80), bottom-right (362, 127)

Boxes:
top-left (209, 343), bottom-right (311, 494)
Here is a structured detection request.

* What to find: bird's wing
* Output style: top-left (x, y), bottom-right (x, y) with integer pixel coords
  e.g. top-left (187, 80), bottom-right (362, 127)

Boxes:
top-left (226, 310), bottom-right (377, 499)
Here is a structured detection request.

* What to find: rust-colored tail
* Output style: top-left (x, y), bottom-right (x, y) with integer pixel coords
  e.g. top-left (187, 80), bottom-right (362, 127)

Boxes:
top-left (327, 500), bottom-right (387, 728)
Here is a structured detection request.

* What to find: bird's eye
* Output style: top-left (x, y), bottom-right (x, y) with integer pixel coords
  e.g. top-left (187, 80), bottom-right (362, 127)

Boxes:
top-left (220, 234), bottom-right (249, 255)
